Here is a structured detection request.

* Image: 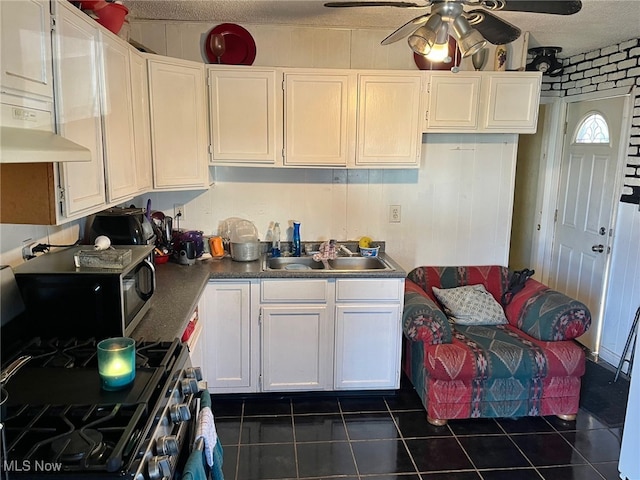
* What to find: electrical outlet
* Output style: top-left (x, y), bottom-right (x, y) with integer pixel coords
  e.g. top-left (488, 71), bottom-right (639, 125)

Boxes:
top-left (22, 240), bottom-right (36, 260)
top-left (389, 205), bottom-right (401, 223)
top-left (174, 204), bottom-right (185, 222)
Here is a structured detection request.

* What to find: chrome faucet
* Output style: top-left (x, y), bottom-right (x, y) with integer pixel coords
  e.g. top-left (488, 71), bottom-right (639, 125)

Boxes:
top-left (338, 244), bottom-right (356, 256)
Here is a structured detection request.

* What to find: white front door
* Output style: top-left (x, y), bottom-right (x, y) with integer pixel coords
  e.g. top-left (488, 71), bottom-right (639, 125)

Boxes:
top-left (549, 95), bottom-right (625, 353)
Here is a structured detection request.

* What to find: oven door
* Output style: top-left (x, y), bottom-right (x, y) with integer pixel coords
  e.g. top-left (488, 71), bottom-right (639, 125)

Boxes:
top-left (122, 258), bottom-right (155, 335)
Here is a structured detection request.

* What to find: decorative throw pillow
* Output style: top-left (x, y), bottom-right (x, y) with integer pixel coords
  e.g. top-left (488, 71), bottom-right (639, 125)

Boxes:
top-left (432, 284), bottom-right (508, 326)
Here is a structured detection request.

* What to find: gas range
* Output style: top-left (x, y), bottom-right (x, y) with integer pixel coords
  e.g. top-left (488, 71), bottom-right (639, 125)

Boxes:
top-left (0, 337), bottom-right (203, 479)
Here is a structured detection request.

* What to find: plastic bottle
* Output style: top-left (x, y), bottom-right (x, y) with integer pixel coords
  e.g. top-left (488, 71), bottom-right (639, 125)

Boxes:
top-left (271, 222), bottom-right (281, 257)
top-left (292, 221), bottom-right (301, 257)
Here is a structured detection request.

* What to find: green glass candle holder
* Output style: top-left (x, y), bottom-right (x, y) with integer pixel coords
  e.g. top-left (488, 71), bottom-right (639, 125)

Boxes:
top-left (97, 337), bottom-right (136, 391)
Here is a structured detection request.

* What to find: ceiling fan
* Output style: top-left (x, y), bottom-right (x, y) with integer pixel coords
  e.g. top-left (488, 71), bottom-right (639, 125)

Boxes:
top-left (324, 0), bottom-right (582, 61)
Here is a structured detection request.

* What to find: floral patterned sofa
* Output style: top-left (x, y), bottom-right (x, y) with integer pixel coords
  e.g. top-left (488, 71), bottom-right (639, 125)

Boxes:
top-left (403, 266), bottom-right (591, 426)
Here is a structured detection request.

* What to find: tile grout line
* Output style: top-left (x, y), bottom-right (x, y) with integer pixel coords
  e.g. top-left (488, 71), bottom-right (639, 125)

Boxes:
top-left (383, 397), bottom-right (425, 480)
top-left (290, 400), bottom-right (300, 480)
top-left (337, 398), bottom-right (362, 480)
top-left (545, 414), bottom-right (609, 479)
top-left (493, 419), bottom-right (545, 480)
top-left (233, 400), bottom-right (245, 480)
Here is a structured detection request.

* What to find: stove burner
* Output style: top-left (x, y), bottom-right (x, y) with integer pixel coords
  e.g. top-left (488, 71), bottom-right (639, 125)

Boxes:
top-left (0, 339), bottom-right (186, 478)
top-left (50, 429), bottom-right (106, 463)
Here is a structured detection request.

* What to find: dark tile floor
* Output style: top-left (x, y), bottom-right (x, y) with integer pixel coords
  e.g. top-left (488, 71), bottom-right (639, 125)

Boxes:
top-left (211, 378), bottom-right (624, 480)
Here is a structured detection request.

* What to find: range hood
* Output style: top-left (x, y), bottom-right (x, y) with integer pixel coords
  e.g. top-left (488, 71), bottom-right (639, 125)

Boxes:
top-left (1, 103), bottom-right (91, 163)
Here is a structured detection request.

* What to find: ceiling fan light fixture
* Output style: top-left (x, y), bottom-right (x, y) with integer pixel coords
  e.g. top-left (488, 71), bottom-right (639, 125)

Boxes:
top-left (408, 14), bottom-right (443, 55)
top-left (426, 41), bottom-right (450, 62)
top-left (425, 23), bottom-right (450, 62)
top-left (451, 15), bottom-right (487, 58)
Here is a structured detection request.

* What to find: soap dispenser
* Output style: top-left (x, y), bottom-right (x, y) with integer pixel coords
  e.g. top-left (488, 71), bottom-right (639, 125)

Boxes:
top-left (292, 221), bottom-right (301, 257)
top-left (271, 222), bottom-right (281, 257)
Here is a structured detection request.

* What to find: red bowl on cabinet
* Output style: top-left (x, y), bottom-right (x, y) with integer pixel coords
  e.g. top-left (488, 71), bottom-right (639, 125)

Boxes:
top-left (94, 2), bottom-right (128, 35)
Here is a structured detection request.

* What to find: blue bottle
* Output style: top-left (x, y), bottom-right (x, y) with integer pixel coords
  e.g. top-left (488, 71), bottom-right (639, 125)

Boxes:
top-left (292, 221), bottom-right (301, 257)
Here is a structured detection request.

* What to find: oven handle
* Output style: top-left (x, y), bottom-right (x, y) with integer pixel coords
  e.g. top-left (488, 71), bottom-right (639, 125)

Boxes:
top-left (135, 259), bottom-right (156, 301)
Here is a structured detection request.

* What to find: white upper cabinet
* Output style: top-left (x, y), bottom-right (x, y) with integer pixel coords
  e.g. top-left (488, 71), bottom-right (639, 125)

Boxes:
top-left (208, 67), bottom-right (281, 165)
top-left (147, 56), bottom-right (209, 190)
top-left (356, 73), bottom-right (422, 167)
top-left (284, 71), bottom-right (357, 167)
top-left (129, 47), bottom-right (153, 193)
top-left (482, 72), bottom-right (542, 132)
top-left (100, 31), bottom-right (137, 203)
top-left (423, 71), bottom-right (542, 134)
top-left (53, 1), bottom-right (106, 218)
top-left (0, 0), bottom-right (53, 101)
top-left (425, 73), bottom-right (482, 131)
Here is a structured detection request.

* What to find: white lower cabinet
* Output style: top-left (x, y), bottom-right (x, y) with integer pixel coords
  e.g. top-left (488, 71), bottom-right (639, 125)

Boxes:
top-left (261, 305), bottom-right (332, 391)
top-left (203, 280), bottom-right (257, 393)
top-left (335, 305), bottom-right (401, 390)
top-left (203, 276), bottom-right (404, 394)
top-left (334, 279), bottom-right (404, 390)
top-left (260, 279), bottom-right (333, 391)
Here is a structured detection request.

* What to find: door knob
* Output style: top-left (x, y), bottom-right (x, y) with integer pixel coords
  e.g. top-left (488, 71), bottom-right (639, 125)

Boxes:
top-left (592, 244), bottom-right (605, 253)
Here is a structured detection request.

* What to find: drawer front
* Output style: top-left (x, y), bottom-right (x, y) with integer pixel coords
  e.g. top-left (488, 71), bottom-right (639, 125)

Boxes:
top-left (261, 279), bottom-right (329, 303)
top-left (335, 278), bottom-right (403, 302)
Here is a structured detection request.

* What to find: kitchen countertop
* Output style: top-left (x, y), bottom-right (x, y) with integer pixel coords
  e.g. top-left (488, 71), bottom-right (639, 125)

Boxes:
top-left (131, 252), bottom-right (406, 342)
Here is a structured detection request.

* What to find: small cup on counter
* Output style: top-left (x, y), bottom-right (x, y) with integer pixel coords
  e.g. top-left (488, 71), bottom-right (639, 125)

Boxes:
top-left (97, 337), bottom-right (136, 391)
top-left (209, 236), bottom-right (225, 258)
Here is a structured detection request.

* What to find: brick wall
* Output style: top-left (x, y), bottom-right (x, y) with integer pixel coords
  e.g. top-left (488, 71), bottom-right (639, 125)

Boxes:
top-left (541, 38), bottom-right (640, 205)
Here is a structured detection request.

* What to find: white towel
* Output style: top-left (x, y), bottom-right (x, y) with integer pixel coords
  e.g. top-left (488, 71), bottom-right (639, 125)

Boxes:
top-left (194, 406), bottom-right (218, 467)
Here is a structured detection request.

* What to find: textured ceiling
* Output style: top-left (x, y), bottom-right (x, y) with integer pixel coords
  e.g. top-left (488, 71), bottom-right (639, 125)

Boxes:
top-left (123, 0), bottom-right (640, 58)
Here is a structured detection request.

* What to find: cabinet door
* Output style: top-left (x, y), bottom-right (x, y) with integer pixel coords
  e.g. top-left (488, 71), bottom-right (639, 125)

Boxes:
top-left (100, 31), bottom-right (137, 203)
top-left (203, 281), bottom-right (254, 392)
top-left (54, 2), bottom-right (106, 217)
top-left (261, 305), bottom-right (332, 391)
top-left (209, 68), bottom-right (280, 164)
top-left (356, 74), bottom-right (422, 167)
top-left (334, 304), bottom-right (401, 390)
top-left (129, 48), bottom-right (153, 193)
top-left (284, 72), bottom-right (356, 167)
top-left (424, 73), bottom-right (481, 131)
top-left (148, 57), bottom-right (208, 190)
top-left (0, 0), bottom-right (53, 100)
top-left (482, 73), bottom-right (541, 132)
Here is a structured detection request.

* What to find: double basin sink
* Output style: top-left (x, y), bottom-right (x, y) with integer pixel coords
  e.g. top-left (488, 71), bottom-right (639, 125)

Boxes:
top-left (263, 255), bottom-right (394, 272)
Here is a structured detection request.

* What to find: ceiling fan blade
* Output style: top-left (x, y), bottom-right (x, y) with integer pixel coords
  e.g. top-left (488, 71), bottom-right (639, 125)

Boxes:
top-left (381, 14), bottom-right (431, 45)
top-left (495, 0), bottom-right (582, 15)
top-left (467, 9), bottom-right (521, 45)
top-left (324, 1), bottom-right (422, 8)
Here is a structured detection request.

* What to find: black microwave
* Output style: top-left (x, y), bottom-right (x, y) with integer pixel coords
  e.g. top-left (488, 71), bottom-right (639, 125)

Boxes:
top-left (13, 245), bottom-right (155, 339)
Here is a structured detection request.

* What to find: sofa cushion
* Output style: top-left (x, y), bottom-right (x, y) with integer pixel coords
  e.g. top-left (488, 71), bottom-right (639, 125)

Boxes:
top-left (432, 284), bottom-right (508, 326)
top-left (504, 279), bottom-right (591, 341)
top-left (423, 324), bottom-right (585, 383)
